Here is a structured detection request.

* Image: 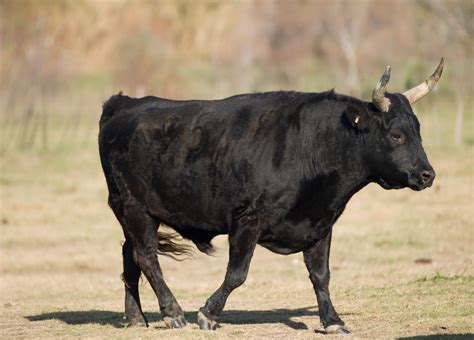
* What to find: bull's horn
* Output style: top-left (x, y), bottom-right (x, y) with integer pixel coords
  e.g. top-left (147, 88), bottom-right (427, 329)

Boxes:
top-left (372, 65), bottom-right (391, 112)
top-left (403, 58), bottom-right (444, 105)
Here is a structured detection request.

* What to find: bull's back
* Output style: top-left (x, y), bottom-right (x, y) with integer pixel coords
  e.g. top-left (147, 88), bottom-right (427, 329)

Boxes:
top-left (99, 91), bottom-right (314, 232)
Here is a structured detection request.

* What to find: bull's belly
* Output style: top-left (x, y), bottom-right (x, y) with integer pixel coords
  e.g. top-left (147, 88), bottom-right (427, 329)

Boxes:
top-left (257, 207), bottom-right (342, 254)
top-left (258, 239), bottom-right (306, 255)
top-left (257, 219), bottom-right (328, 255)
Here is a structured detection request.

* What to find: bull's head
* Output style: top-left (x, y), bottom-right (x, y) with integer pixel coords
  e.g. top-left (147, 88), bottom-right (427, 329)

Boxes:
top-left (363, 58), bottom-right (444, 191)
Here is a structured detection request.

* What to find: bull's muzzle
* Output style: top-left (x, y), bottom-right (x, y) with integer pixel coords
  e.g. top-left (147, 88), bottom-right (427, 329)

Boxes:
top-left (409, 167), bottom-right (436, 190)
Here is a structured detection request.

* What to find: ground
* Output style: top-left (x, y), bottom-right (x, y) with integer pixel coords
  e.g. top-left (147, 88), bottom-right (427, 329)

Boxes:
top-left (0, 118), bottom-right (473, 339)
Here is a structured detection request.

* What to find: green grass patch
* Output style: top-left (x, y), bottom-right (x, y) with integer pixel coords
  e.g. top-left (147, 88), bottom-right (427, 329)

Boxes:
top-left (414, 273), bottom-right (474, 284)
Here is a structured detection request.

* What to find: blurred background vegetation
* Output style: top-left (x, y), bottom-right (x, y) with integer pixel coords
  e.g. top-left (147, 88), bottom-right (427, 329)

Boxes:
top-left (0, 3), bottom-right (473, 338)
top-left (0, 0), bottom-right (472, 152)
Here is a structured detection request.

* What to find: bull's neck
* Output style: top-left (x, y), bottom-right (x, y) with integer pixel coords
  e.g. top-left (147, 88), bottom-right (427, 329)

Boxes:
top-left (306, 121), bottom-right (371, 204)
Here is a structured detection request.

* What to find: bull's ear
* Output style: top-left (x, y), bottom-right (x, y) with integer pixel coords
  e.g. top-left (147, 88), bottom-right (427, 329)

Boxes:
top-left (343, 106), bottom-right (367, 131)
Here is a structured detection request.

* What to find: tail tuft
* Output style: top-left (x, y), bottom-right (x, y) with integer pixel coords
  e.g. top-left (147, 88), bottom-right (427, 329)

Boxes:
top-left (157, 231), bottom-right (195, 261)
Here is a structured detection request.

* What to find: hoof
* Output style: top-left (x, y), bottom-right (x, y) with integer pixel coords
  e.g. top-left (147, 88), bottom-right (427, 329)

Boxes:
top-left (125, 315), bottom-right (148, 328)
top-left (127, 320), bottom-right (147, 328)
top-left (325, 324), bottom-right (351, 334)
top-left (163, 315), bottom-right (187, 329)
top-left (197, 310), bottom-right (218, 330)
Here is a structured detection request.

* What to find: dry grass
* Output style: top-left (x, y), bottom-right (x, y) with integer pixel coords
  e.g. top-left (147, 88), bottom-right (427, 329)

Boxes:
top-left (0, 119), bottom-right (473, 339)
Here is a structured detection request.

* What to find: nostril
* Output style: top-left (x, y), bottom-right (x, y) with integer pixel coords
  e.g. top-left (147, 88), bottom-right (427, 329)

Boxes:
top-left (421, 170), bottom-right (434, 183)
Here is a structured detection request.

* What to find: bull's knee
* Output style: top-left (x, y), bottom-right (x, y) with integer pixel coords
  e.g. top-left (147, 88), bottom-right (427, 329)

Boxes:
top-left (225, 272), bottom-right (246, 290)
top-left (309, 271), bottom-right (329, 287)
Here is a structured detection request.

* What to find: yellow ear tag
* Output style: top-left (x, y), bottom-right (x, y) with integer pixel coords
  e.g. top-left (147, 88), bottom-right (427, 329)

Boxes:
top-left (354, 114), bottom-right (360, 125)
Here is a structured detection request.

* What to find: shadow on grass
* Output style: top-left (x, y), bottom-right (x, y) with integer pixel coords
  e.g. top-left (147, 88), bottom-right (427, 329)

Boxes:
top-left (26, 310), bottom-right (142, 328)
top-left (220, 306), bottom-right (319, 330)
top-left (398, 335), bottom-right (474, 340)
top-left (25, 306), bottom-right (324, 330)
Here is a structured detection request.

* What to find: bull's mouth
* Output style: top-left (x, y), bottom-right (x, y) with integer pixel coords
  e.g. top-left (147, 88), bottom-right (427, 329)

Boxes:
top-left (376, 176), bottom-right (405, 190)
top-left (408, 180), bottom-right (432, 191)
top-left (374, 169), bottom-right (435, 191)
top-left (408, 183), bottom-right (426, 191)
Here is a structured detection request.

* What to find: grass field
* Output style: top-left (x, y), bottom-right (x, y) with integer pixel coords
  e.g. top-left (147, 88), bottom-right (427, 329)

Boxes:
top-left (1, 107), bottom-right (473, 339)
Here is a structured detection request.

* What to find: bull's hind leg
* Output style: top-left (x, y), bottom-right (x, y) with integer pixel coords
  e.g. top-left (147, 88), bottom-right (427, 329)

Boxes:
top-left (198, 217), bottom-right (260, 330)
top-left (108, 196), bottom-right (148, 326)
top-left (122, 202), bottom-right (187, 329)
top-left (122, 237), bottom-right (148, 326)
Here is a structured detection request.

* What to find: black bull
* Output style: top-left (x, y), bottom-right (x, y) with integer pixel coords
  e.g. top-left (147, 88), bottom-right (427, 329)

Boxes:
top-left (98, 60), bottom-right (443, 334)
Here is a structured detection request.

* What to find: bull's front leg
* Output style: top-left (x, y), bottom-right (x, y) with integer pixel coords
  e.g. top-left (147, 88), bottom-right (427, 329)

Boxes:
top-left (303, 229), bottom-right (350, 334)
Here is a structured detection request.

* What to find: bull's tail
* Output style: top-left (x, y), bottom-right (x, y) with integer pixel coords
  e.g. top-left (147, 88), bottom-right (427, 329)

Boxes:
top-left (157, 230), bottom-right (195, 260)
top-left (157, 228), bottom-right (216, 260)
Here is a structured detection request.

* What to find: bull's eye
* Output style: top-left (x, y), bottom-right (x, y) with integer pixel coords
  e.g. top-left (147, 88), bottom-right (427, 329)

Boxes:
top-left (390, 129), bottom-right (405, 144)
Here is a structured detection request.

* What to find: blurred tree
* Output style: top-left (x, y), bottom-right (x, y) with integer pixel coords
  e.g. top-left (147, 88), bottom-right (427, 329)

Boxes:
top-left (0, 0), bottom-right (472, 149)
top-left (417, 0), bottom-right (472, 144)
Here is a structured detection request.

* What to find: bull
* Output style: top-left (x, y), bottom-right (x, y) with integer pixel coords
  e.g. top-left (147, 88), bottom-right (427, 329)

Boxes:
top-left (98, 59), bottom-right (444, 334)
